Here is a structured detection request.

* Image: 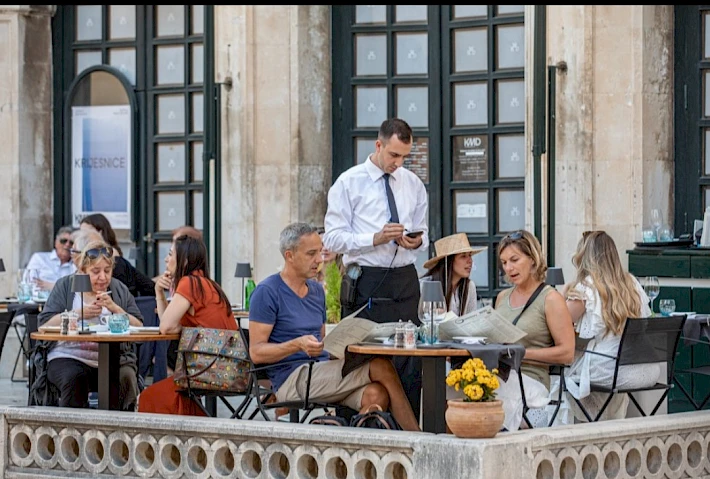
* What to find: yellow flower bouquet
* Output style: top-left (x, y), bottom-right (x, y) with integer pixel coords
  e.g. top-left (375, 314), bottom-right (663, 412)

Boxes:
top-left (446, 357), bottom-right (500, 402)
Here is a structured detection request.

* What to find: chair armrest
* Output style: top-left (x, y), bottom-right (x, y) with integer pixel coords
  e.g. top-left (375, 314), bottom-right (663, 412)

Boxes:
top-left (250, 357), bottom-right (322, 373)
top-left (578, 349), bottom-right (617, 360)
top-left (521, 359), bottom-right (571, 368)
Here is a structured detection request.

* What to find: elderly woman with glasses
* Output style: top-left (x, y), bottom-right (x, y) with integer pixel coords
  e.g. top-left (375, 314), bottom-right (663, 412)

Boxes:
top-left (494, 230), bottom-right (575, 430)
top-left (36, 239), bottom-right (144, 410)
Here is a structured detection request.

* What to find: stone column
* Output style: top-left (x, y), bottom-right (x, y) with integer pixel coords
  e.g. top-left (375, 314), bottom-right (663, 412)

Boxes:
top-left (215, 6), bottom-right (331, 299)
top-left (0, 6), bottom-right (54, 296)
top-left (547, 5), bottom-right (673, 274)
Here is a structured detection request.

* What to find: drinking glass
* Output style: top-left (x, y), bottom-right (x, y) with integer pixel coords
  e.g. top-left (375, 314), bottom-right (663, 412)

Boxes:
top-left (650, 209), bottom-right (662, 241)
top-left (643, 276), bottom-right (660, 316)
top-left (659, 299), bottom-right (676, 317)
top-left (418, 297), bottom-right (446, 344)
top-left (17, 283), bottom-right (32, 304)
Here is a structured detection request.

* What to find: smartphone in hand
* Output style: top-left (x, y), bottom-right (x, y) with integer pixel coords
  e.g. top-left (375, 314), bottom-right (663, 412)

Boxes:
top-left (405, 230), bottom-right (424, 239)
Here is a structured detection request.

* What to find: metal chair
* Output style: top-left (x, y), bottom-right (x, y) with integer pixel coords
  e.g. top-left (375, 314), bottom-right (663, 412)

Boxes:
top-left (9, 303), bottom-right (42, 382)
top-left (237, 328), bottom-right (340, 423)
top-left (520, 362), bottom-right (569, 428)
top-left (571, 314), bottom-right (687, 422)
top-left (672, 335), bottom-right (710, 410)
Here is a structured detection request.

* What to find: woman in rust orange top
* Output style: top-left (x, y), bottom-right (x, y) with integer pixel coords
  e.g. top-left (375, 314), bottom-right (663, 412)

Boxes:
top-left (138, 235), bottom-right (237, 415)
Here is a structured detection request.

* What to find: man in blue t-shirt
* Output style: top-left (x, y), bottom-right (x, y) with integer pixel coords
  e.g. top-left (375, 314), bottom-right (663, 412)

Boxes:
top-left (248, 222), bottom-right (420, 431)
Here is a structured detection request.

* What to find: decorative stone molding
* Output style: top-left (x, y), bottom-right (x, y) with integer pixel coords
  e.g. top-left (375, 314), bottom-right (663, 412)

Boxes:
top-left (5, 406), bottom-right (710, 478)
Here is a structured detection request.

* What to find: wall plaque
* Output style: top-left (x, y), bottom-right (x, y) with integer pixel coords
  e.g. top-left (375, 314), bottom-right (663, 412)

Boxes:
top-left (453, 135), bottom-right (488, 182)
top-left (404, 137), bottom-right (429, 184)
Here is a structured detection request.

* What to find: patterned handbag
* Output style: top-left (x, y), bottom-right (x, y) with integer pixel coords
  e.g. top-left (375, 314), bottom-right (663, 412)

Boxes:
top-left (173, 327), bottom-right (250, 392)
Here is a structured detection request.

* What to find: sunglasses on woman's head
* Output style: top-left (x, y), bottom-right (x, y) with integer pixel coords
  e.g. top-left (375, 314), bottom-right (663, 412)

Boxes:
top-left (504, 230), bottom-right (524, 241)
top-left (70, 247), bottom-right (113, 259)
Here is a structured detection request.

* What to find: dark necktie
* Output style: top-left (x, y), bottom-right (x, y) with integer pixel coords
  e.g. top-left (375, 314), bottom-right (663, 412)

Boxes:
top-left (383, 173), bottom-right (399, 223)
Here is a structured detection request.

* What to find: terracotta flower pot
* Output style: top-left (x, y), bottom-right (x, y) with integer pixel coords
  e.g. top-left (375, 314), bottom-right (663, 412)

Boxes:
top-left (445, 399), bottom-right (505, 438)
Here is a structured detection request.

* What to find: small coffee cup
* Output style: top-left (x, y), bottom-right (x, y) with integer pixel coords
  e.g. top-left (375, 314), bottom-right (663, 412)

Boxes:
top-left (108, 313), bottom-right (130, 334)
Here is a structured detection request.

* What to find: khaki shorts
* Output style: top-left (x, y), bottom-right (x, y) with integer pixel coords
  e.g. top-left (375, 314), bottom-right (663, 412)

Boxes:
top-left (276, 359), bottom-right (371, 412)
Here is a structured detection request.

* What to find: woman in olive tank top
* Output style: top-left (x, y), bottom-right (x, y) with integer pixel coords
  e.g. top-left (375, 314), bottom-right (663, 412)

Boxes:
top-left (494, 230), bottom-right (574, 430)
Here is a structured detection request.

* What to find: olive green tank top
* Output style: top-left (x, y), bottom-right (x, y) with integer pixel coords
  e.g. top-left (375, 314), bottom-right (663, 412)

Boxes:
top-left (496, 285), bottom-right (555, 389)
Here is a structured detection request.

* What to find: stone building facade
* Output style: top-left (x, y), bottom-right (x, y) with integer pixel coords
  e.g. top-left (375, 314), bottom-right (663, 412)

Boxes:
top-left (0, 5), bottom-right (684, 302)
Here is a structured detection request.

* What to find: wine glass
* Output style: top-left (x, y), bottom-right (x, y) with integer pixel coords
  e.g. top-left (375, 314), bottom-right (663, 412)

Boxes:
top-left (643, 276), bottom-right (660, 316)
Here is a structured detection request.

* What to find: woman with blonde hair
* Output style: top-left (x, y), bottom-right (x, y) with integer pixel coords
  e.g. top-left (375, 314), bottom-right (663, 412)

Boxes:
top-left (495, 230), bottom-right (574, 430)
top-left (558, 230), bottom-right (655, 424)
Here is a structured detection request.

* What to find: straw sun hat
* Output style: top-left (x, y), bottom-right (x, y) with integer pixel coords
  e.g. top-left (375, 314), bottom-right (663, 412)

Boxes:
top-left (422, 233), bottom-right (487, 270)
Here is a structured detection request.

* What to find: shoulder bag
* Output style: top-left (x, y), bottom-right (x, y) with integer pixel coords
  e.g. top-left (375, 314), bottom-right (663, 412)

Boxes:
top-left (173, 327), bottom-right (250, 392)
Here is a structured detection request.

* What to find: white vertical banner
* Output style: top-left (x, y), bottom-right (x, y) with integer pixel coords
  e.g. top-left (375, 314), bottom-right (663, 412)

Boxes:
top-left (71, 105), bottom-right (132, 229)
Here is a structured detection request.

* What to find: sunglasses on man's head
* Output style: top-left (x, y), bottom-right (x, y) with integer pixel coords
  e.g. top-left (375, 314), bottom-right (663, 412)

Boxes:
top-left (70, 247), bottom-right (113, 259)
top-left (58, 238), bottom-right (73, 245)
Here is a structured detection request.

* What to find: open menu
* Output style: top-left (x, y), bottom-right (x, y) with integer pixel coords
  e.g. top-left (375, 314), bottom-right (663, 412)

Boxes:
top-left (323, 307), bottom-right (399, 359)
top-left (438, 306), bottom-right (527, 344)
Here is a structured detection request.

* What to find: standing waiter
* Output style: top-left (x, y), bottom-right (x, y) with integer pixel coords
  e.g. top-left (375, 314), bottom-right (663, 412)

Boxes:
top-left (323, 117), bottom-right (429, 418)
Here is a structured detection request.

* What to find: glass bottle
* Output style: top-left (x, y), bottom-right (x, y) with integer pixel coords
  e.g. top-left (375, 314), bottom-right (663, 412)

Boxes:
top-left (244, 278), bottom-right (256, 311)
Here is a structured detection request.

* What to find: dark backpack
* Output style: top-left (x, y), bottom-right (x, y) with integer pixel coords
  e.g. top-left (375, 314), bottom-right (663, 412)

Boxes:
top-left (349, 404), bottom-right (402, 430)
top-left (309, 410), bottom-right (350, 427)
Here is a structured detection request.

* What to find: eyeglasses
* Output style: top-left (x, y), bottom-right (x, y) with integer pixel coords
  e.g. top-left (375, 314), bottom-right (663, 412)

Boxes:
top-left (58, 238), bottom-right (73, 245)
top-left (70, 247), bottom-right (113, 259)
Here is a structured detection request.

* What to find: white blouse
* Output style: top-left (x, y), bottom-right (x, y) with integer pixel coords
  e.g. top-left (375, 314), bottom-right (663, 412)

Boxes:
top-left (565, 275), bottom-right (652, 399)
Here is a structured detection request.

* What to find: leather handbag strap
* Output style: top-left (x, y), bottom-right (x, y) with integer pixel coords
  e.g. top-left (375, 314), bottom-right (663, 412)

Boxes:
top-left (512, 283), bottom-right (546, 326)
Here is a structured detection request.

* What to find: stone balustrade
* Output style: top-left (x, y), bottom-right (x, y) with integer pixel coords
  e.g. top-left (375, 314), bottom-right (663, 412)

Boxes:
top-left (3, 406), bottom-right (710, 478)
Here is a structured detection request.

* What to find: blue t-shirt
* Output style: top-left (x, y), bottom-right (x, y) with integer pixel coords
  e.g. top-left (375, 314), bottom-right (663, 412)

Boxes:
top-left (248, 273), bottom-right (329, 391)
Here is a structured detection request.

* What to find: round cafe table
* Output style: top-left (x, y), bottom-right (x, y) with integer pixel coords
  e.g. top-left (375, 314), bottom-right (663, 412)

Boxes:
top-left (347, 344), bottom-right (470, 434)
top-left (31, 331), bottom-right (179, 410)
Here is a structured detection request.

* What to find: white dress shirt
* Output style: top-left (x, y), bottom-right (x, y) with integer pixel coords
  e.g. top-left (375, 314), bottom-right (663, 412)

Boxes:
top-left (25, 249), bottom-right (76, 283)
top-left (324, 155), bottom-right (429, 268)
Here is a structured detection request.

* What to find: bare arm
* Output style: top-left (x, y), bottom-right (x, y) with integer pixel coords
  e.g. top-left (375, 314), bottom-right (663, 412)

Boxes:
top-left (158, 293), bottom-right (192, 334)
top-left (524, 290), bottom-right (575, 365)
top-left (249, 321), bottom-right (323, 365)
top-left (566, 298), bottom-right (586, 326)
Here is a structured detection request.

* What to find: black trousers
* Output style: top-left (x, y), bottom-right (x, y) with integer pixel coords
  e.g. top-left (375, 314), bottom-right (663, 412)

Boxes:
top-left (342, 264), bottom-right (422, 418)
top-left (47, 357), bottom-right (138, 410)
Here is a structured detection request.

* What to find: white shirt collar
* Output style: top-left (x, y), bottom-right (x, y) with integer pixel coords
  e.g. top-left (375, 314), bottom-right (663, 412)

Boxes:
top-left (365, 154), bottom-right (400, 182)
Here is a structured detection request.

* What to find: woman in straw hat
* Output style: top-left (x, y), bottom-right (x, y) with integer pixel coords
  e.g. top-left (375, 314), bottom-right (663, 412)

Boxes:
top-left (420, 233), bottom-right (487, 316)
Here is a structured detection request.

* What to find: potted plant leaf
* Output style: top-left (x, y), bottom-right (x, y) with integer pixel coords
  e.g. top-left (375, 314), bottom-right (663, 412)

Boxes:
top-left (324, 260), bottom-right (342, 328)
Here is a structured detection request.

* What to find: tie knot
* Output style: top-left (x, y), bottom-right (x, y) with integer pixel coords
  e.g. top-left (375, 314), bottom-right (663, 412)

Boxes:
top-left (383, 173), bottom-right (390, 180)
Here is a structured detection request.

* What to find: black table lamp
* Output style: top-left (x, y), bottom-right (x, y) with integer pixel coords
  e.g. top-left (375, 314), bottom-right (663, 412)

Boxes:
top-left (72, 273), bottom-right (93, 334)
top-left (0, 258), bottom-right (5, 273)
top-left (420, 280), bottom-right (446, 344)
top-left (235, 262), bottom-right (252, 310)
top-left (546, 267), bottom-right (565, 287)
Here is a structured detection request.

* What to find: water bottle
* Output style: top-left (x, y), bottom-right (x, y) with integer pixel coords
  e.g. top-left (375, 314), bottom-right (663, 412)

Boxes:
top-left (394, 320), bottom-right (405, 348)
top-left (244, 279), bottom-right (256, 310)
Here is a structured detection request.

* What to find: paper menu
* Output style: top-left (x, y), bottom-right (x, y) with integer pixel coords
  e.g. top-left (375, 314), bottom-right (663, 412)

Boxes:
top-left (438, 306), bottom-right (527, 344)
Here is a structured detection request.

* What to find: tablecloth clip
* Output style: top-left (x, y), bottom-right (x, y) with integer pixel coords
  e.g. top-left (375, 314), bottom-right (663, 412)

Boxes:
top-left (706, 316), bottom-right (709, 328)
top-left (506, 347), bottom-right (511, 358)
